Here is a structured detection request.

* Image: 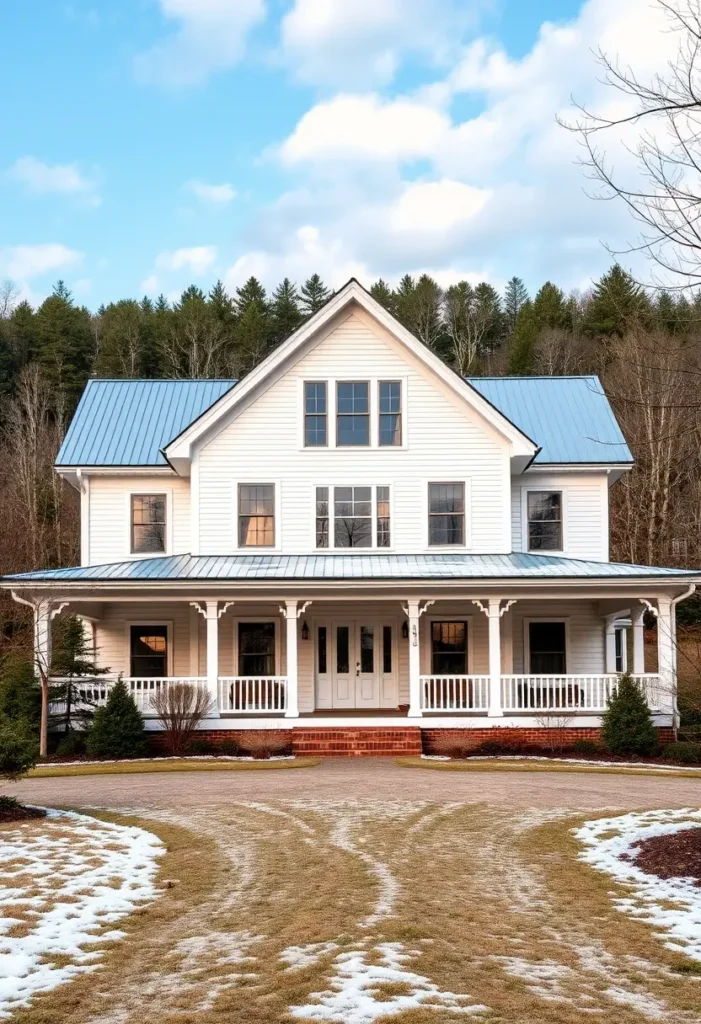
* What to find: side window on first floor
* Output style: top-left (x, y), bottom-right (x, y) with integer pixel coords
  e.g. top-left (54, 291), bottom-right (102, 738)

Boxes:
top-left (528, 621), bottom-right (566, 674)
top-left (430, 621), bottom-right (468, 675)
top-left (238, 622), bottom-right (276, 676)
top-left (130, 624), bottom-right (168, 677)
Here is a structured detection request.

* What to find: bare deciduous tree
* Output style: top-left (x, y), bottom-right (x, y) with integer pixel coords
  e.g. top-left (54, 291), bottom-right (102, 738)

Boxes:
top-left (149, 682), bottom-right (212, 756)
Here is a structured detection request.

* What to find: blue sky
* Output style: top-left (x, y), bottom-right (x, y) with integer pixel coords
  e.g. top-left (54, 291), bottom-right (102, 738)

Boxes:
top-left (0, 0), bottom-right (670, 308)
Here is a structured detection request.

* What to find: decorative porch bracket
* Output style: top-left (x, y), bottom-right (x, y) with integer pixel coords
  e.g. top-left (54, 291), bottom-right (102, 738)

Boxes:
top-left (472, 599), bottom-right (517, 718)
top-left (279, 600), bottom-right (312, 719)
top-left (189, 600), bottom-right (233, 717)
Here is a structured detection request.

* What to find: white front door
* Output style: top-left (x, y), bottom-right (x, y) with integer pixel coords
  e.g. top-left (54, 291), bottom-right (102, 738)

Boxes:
top-left (315, 620), bottom-right (398, 710)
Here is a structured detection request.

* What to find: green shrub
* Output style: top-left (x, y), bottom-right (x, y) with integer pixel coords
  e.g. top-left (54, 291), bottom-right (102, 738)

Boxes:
top-left (0, 656), bottom-right (41, 729)
top-left (661, 741), bottom-right (701, 764)
top-left (571, 739), bottom-right (601, 756)
top-left (216, 738), bottom-right (241, 757)
top-left (187, 737), bottom-right (216, 756)
top-left (55, 732), bottom-right (86, 758)
top-left (0, 717), bottom-right (38, 780)
top-left (86, 680), bottom-right (146, 759)
top-left (601, 673), bottom-right (658, 756)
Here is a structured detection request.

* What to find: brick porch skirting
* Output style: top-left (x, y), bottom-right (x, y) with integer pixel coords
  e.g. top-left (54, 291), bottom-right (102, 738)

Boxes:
top-left (421, 726), bottom-right (675, 753)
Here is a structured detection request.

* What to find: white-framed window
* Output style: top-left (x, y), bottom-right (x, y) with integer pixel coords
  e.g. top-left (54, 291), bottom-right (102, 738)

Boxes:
top-left (428, 482), bottom-right (466, 546)
top-left (526, 491), bottom-right (563, 551)
top-left (234, 617), bottom-right (281, 676)
top-left (127, 490), bottom-right (172, 557)
top-left (378, 381), bottom-right (401, 446)
top-left (238, 483), bottom-right (275, 547)
top-left (430, 619), bottom-right (469, 675)
top-left (127, 621), bottom-right (173, 678)
top-left (304, 381), bottom-right (327, 447)
top-left (315, 485), bottom-right (391, 550)
top-left (525, 619), bottom-right (567, 674)
top-left (336, 381), bottom-right (370, 446)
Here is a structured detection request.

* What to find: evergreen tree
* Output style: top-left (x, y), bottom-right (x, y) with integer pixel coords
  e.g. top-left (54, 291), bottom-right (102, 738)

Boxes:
top-left (503, 277), bottom-right (529, 334)
top-left (86, 678), bottom-right (146, 759)
top-left (585, 264), bottom-right (649, 336)
top-left (234, 277), bottom-right (270, 369)
top-left (394, 274), bottom-right (416, 331)
top-left (533, 282), bottom-right (570, 330)
top-left (0, 656), bottom-right (41, 731)
top-left (299, 274), bottom-right (330, 315)
top-left (370, 279), bottom-right (396, 313)
top-left (270, 278), bottom-right (302, 344)
top-left (49, 617), bottom-right (109, 734)
top-left (601, 673), bottom-right (658, 756)
top-left (473, 282), bottom-right (504, 353)
top-left (35, 282), bottom-right (94, 411)
top-left (506, 301), bottom-right (538, 374)
top-left (94, 299), bottom-right (145, 377)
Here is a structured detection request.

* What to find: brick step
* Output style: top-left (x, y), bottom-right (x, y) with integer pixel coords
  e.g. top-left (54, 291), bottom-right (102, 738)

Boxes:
top-left (292, 727), bottom-right (422, 757)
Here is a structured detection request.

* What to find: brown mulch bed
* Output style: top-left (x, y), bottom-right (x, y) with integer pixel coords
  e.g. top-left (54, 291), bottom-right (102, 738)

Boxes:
top-left (631, 827), bottom-right (701, 886)
top-left (0, 798), bottom-right (46, 823)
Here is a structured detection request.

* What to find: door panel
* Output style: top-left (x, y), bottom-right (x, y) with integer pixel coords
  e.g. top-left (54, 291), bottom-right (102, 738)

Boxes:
top-left (314, 619), bottom-right (399, 710)
top-left (333, 624), bottom-right (355, 708)
top-left (315, 623), bottom-right (332, 709)
top-left (355, 624), bottom-right (379, 708)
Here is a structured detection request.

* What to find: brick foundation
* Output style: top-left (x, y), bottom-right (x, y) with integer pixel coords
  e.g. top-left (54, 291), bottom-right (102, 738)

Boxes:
top-left (292, 727), bottom-right (422, 757)
top-left (421, 726), bottom-right (675, 754)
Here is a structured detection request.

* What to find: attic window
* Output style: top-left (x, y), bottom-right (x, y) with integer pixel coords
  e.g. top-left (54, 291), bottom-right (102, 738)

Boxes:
top-left (336, 382), bottom-right (369, 446)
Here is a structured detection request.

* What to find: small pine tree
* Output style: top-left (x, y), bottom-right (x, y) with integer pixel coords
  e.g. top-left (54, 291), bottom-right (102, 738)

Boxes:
top-left (601, 673), bottom-right (658, 756)
top-left (86, 679), bottom-right (146, 759)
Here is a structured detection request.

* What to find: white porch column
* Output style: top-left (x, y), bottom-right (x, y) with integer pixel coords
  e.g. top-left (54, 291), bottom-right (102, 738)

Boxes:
top-left (604, 614), bottom-right (617, 673)
top-left (657, 596), bottom-right (675, 712)
top-left (283, 600), bottom-right (299, 719)
top-left (487, 599), bottom-right (503, 718)
top-left (406, 599), bottom-right (422, 718)
top-left (631, 604), bottom-right (646, 675)
top-left (34, 599), bottom-right (52, 679)
top-left (204, 601), bottom-right (221, 717)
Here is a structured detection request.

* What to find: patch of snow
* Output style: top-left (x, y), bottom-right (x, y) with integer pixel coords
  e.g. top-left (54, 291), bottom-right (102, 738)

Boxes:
top-left (575, 809), bottom-right (701, 963)
top-left (289, 941), bottom-right (488, 1022)
top-left (431, 755), bottom-right (701, 772)
top-left (281, 941), bottom-right (340, 970)
top-left (492, 955), bottom-right (576, 1004)
top-left (0, 808), bottom-right (164, 1019)
top-left (38, 755), bottom-right (296, 767)
top-left (329, 816), bottom-right (398, 928)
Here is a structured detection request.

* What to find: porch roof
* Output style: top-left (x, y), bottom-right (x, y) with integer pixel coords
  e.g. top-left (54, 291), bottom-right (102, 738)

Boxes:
top-left (4, 552), bottom-right (698, 584)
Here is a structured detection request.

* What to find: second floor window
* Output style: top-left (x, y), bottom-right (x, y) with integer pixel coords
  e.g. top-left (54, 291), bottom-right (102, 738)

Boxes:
top-left (304, 382), bottom-right (327, 446)
top-left (316, 485), bottom-right (391, 549)
top-left (238, 484), bottom-right (275, 547)
top-left (379, 381), bottom-right (401, 445)
top-left (131, 495), bottom-right (166, 553)
top-left (377, 486), bottom-right (391, 547)
top-left (527, 491), bottom-right (562, 550)
top-left (428, 483), bottom-right (465, 545)
top-left (337, 382), bottom-right (369, 446)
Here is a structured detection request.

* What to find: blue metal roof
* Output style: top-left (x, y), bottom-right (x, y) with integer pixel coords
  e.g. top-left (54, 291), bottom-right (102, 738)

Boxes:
top-left (56, 379), bottom-right (236, 466)
top-left (5, 552), bottom-right (695, 584)
top-left (467, 376), bottom-right (632, 465)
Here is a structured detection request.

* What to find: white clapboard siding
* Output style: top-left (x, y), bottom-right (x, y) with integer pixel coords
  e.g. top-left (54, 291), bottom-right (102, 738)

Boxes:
top-left (511, 473), bottom-right (609, 562)
top-left (197, 309), bottom-right (512, 555)
top-left (87, 476), bottom-right (191, 566)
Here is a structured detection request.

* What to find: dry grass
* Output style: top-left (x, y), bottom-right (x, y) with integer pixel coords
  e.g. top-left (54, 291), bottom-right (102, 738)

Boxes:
top-left (395, 755), bottom-right (701, 779)
top-left (29, 757), bottom-right (320, 778)
top-left (6, 800), bottom-right (701, 1023)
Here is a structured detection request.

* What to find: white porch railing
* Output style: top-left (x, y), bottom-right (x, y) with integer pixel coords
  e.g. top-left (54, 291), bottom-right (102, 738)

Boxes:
top-left (421, 675), bottom-right (490, 711)
top-left (125, 677), bottom-right (208, 713)
top-left (500, 674), bottom-right (662, 713)
top-left (218, 676), bottom-right (288, 713)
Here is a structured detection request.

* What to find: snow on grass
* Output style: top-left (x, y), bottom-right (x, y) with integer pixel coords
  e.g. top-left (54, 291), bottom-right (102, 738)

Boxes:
top-left (575, 809), bottom-right (701, 963)
top-left (420, 754), bottom-right (701, 771)
top-left (38, 755), bottom-right (295, 768)
top-left (0, 808), bottom-right (164, 1018)
top-left (286, 940), bottom-right (488, 1022)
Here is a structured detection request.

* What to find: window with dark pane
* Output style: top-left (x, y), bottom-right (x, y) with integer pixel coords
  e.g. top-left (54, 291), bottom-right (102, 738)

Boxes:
top-left (376, 486), bottom-right (391, 547)
top-left (131, 495), bottom-right (166, 553)
top-left (379, 381), bottom-right (401, 446)
top-left (238, 622), bottom-right (275, 676)
top-left (334, 486), bottom-right (372, 547)
top-left (527, 491), bottom-right (562, 551)
top-left (238, 484), bottom-right (275, 547)
top-left (336, 626), bottom-right (350, 673)
top-left (304, 382), bottom-right (327, 447)
top-left (336, 382), bottom-right (369, 446)
top-left (316, 486), bottom-right (329, 548)
top-left (431, 621), bottom-right (467, 675)
top-left (317, 626), bottom-right (327, 674)
top-left (428, 482), bottom-right (465, 545)
top-left (130, 625), bottom-right (168, 677)
top-left (382, 625), bottom-right (392, 673)
top-left (528, 622), bottom-right (566, 674)
top-left (360, 626), bottom-right (374, 673)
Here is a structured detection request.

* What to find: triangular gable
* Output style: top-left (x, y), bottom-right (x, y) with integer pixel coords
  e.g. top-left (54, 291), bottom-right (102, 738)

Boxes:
top-left (163, 279), bottom-right (538, 473)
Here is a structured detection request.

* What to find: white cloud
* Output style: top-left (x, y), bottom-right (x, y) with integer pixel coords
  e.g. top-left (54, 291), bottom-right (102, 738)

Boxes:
top-left (388, 180), bottom-right (491, 234)
top-left (155, 246), bottom-right (218, 275)
top-left (1, 244), bottom-right (83, 281)
top-left (224, 225), bottom-right (369, 291)
top-left (135, 0), bottom-right (266, 86)
top-left (185, 179), bottom-right (237, 204)
top-left (8, 157), bottom-right (100, 206)
top-left (140, 274), bottom-right (160, 295)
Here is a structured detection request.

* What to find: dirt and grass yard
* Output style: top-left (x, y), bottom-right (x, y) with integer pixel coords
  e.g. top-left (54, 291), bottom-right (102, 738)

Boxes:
top-left (3, 761), bottom-right (701, 1023)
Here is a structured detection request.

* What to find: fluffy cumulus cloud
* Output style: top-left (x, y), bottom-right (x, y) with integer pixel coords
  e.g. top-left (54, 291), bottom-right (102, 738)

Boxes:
top-left (185, 179), bottom-right (237, 204)
top-left (0, 243), bottom-right (83, 281)
top-left (8, 157), bottom-right (100, 206)
top-left (135, 0), bottom-right (266, 86)
top-left (155, 245), bottom-right (218, 275)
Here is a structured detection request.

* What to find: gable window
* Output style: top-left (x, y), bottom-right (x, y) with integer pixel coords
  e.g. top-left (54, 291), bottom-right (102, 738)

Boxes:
top-left (431, 621), bottom-right (467, 675)
top-left (304, 382), bottom-right (327, 447)
top-left (428, 483), bottom-right (465, 546)
top-left (379, 381), bottom-right (401, 446)
top-left (238, 622), bottom-right (275, 676)
top-left (131, 495), bottom-right (166, 554)
top-left (376, 486), bottom-right (391, 547)
top-left (238, 484), bottom-right (275, 547)
top-left (528, 622), bottom-right (566, 674)
top-left (527, 491), bottom-right (562, 551)
top-left (337, 382), bottom-right (369, 446)
top-left (335, 486), bottom-right (372, 547)
top-left (130, 625), bottom-right (168, 677)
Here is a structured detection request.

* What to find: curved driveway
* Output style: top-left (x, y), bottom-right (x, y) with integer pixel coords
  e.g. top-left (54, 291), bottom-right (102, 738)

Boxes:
top-left (8, 759), bottom-right (701, 811)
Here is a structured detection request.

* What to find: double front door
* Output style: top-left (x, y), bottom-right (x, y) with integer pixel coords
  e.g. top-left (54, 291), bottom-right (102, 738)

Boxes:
top-left (315, 620), bottom-right (398, 709)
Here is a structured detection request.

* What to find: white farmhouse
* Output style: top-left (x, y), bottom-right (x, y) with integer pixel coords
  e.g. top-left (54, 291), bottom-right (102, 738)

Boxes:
top-left (4, 280), bottom-right (698, 754)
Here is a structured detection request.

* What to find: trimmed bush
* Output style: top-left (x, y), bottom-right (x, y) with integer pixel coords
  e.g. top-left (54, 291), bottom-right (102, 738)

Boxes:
top-left (571, 739), bottom-right (601, 757)
top-left (216, 738), bottom-right (241, 757)
top-left (239, 731), bottom-right (292, 759)
top-left (661, 741), bottom-right (701, 764)
top-left (0, 717), bottom-right (38, 780)
top-left (55, 731), bottom-right (87, 758)
top-left (86, 679), bottom-right (146, 759)
top-left (601, 673), bottom-right (658, 756)
top-left (187, 737), bottom-right (216, 756)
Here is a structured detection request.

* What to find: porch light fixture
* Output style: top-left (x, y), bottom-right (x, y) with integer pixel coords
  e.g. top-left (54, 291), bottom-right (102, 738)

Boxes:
top-left (301, 620), bottom-right (310, 641)
top-left (401, 620), bottom-right (409, 639)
